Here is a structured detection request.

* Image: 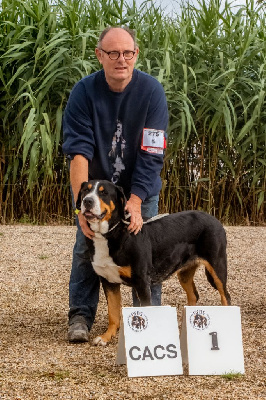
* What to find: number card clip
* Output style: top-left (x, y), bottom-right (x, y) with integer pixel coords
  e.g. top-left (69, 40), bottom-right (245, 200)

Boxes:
top-left (141, 128), bottom-right (166, 155)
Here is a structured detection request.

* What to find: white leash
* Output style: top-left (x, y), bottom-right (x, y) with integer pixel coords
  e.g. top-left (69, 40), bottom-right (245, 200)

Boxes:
top-left (108, 213), bottom-right (169, 233)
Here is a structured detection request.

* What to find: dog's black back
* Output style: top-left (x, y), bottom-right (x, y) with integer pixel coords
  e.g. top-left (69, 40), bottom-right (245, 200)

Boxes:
top-left (108, 211), bottom-right (227, 286)
top-left (78, 180), bottom-right (230, 307)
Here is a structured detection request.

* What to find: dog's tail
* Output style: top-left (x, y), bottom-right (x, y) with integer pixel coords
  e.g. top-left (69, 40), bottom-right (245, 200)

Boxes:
top-left (205, 269), bottom-right (217, 290)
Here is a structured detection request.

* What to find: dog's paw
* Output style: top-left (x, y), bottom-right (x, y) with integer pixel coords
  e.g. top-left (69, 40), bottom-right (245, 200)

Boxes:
top-left (92, 336), bottom-right (107, 346)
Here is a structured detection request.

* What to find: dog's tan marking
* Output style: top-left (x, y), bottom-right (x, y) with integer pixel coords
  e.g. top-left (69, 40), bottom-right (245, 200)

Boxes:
top-left (93, 282), bottom-right (121, 346)
top-left (119, 266), bottom-right (132, 280)
top-left (88, 183), bottom-right (92, 189)
top-left (110, 200), bottom-right (115, 211)
top-left (99, 199), bottom-right (116, 222)
top-left (99, 185), bottom-right (104, 192)
top-left (178, 257), bottom-right (229, 306)
top-left (202, 260), bottom-right (229, 305)
top-left (177, 261), bottom-right (199, 305)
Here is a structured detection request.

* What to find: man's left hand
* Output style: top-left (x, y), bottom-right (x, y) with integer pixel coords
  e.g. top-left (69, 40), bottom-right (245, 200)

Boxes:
top-left (125, 194), bottom-right (143, 235)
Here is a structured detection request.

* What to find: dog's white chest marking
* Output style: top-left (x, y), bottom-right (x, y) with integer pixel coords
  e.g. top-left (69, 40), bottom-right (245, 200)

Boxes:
top-left (92, 233), bottom-right (122, 284)
top-left (90, 220), bottom-right (109, 234)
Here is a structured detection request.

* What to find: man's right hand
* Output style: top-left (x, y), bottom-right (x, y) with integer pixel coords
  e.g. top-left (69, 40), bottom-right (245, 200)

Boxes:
top-left (70, 155), bottom-right (94, 239)
top-left (78, 212), bottom-right (95, 239)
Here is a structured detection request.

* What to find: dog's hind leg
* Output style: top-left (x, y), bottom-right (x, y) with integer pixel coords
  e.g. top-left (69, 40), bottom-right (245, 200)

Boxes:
top-left (177, 263), bottom-right (199, 306)
top-left (93, 279), bottom-right (121, 346)
top-left (202, 259), bottom-right (231, 305)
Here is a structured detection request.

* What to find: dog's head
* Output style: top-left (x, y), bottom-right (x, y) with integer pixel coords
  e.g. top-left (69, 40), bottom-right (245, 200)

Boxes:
top-left (76, 180), bottom-right (127, 232)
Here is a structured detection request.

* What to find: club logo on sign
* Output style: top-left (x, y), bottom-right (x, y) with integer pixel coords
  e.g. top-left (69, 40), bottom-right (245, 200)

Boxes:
top-left (189, 310), bottom-right (210, 331)
top-left (128, 311), bottom-right (148, 332)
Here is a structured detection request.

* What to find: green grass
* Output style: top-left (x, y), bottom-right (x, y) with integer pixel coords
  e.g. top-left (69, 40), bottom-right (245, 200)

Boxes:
top-left (41, 370), bottom-right (70, 381)
top-left (221, 371), bottom-right (244, 380)
top-left (38, 254), bottom-right (49, 260)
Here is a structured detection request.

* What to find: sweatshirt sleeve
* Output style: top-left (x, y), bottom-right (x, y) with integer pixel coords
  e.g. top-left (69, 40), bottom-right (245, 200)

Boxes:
top-left (62, 81), bottom-right (95, 160)
top-left (130, 82), bottom-right (169, 201)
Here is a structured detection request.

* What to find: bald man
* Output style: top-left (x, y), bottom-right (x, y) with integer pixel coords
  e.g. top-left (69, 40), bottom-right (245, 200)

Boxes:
top-left (63, 27), bottom-right (168, 342)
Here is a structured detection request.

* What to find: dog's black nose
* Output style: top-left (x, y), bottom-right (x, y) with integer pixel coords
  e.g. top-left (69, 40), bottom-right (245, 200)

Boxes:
top-left (83, 197), bottom-right (94, 208)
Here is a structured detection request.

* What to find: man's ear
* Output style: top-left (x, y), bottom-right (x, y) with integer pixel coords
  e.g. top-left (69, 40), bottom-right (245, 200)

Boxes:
top-left (95, 48), bottom-right (103, 64)
top-left (75, 181), bottom-right (88, 210)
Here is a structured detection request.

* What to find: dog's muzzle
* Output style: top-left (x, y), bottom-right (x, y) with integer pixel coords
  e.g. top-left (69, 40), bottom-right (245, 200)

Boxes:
top-left (82, 197), bottom-right (107, 221)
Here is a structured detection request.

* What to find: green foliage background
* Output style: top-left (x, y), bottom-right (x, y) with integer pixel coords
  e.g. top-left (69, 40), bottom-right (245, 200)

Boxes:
top-left (0, 0), bottom-right (265, 224)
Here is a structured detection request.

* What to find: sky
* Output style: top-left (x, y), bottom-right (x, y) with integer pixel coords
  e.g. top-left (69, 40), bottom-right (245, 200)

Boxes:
top-left (132, 0), bottom-right (250, 15)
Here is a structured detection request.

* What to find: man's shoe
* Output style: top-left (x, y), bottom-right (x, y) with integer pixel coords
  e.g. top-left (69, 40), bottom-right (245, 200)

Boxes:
top-left (68, 321), bottom-right (89, 343)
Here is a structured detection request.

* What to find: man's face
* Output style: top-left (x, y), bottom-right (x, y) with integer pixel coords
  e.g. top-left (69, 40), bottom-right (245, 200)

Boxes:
top-left (95, 28), bottom-right (139, 92)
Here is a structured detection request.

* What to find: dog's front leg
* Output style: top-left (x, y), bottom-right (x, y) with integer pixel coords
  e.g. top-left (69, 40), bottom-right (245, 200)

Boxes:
top-left (93, 279), bottom-right (121, 346)
top-left (133, 278), bottom-right (152, 306)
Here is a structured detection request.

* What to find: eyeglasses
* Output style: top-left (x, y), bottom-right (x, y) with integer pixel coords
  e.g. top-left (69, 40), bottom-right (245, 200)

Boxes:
top-left (100, 49), bottom-right (136, 60)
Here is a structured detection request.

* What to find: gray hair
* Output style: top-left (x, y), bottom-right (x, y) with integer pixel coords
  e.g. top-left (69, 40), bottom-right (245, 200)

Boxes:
top-left (97, 26), bottom-right (137, 49)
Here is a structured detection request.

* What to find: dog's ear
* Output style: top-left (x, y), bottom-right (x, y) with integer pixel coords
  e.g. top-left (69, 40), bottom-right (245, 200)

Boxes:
top-left (116, 185), bottom-right (127, 209)
top-left (75, 181), bottom-right (88, 210)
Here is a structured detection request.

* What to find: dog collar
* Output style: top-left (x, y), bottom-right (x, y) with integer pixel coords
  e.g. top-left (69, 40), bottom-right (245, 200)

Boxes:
top-left (107, 221), bottom-right (121, 233)
top-left (103, 218), bottom-right (129, 237)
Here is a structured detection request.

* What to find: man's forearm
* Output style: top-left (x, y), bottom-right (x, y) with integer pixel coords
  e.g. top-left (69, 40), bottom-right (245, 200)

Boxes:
top-left (70, 155), bottom-right (89, 203)
top-left (125, 193), bottom-right (143, 234)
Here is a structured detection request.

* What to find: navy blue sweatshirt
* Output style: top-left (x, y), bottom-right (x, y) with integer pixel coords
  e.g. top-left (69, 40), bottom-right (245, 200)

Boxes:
top-left (63, 69), bottom-right (168, 201)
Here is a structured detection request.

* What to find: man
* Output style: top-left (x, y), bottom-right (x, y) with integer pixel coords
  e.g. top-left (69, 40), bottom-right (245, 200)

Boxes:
top-left (63, 26), bottom-right (168, 342)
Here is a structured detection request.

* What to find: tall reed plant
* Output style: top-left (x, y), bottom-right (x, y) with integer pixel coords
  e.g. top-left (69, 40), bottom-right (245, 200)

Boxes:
top-left (159, 0), bottom-right (266, 224)
top-left (0, 0), bottom-right (265, 224)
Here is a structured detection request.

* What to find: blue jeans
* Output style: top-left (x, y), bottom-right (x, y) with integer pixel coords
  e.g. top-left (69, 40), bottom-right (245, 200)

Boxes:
top-left (69, 195), bottom-right (162, 328)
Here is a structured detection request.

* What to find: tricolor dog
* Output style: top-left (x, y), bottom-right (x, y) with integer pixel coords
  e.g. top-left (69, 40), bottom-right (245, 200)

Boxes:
top-left (76, 180), bottom-right (231, 346)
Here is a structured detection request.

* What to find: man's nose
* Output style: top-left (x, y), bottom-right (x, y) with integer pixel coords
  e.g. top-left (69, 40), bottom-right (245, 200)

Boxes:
top-left (118, 52), bottom-right (126, 60)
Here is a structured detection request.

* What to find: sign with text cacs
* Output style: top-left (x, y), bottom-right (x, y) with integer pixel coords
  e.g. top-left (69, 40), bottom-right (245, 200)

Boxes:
top-left (116, 306), bottom-right (183, 377)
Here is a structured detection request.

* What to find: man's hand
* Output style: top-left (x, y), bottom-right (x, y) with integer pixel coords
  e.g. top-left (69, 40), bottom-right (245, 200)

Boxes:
top-left (78, 212), bottom-right (95, 239)
top-left (70, 155), bottom-right (95, 239)
top-left (125, 194), bottom-right (143, 235)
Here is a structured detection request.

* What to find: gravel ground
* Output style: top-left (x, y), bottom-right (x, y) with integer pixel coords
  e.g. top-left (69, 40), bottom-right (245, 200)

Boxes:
top-left (0, 225), bottom-right (265, 400)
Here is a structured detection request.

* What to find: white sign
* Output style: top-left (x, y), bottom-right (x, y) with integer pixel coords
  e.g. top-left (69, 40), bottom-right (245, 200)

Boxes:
top-left (180, 306), bottom-right (245, 375)
top-left (143, 128), bottom-right (164, 148)
top-left (116, 306), bottom-right (183, 377)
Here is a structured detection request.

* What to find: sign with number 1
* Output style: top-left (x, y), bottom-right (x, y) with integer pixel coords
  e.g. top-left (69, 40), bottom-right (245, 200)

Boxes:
top-left (180, 306), bottom-right (245, 375)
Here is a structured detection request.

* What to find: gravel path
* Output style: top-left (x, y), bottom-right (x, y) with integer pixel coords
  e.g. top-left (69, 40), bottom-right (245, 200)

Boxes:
top-left (0, 225), bottom-right (265, 399)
